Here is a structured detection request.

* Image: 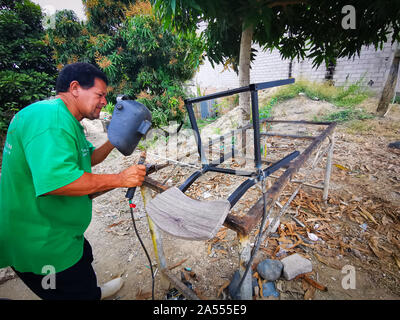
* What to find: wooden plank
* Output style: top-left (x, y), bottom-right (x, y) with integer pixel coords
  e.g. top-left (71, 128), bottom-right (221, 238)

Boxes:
top-left (145, 186), bottom-right (231, 240)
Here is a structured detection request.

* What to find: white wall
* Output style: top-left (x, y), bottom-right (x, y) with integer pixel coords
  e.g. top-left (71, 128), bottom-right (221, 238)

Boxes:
top-left (193, 41), bottom-right (400, 95)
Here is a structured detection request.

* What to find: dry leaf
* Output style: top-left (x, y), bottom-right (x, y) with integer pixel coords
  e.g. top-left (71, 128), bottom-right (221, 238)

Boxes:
top-left (393, 254), bottom-right (400, 270)
top-left (368, 237), bottom-right (384, 259)
top-left (304, 286), bottom-right (316, 300)
top-left (358, 206), bottom-right (378, 224)
top-left (107, 220), bottom-right (127, 228)
top-left (314, 253), bottom-right (342, 270)
top-left (334, 164), bottom-right (350, 171)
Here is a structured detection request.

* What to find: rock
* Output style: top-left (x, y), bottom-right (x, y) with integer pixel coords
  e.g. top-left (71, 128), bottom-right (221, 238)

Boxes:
top-left (228, 270), bottom-right (258, 299)
top-left (0, 267), bottom-right (17, 285)
top-left (228, 270), bottom-right (241, 300)
top-left (281, 253), bottom-right (312, 280)
top-left (388, 141), bottom-right (400, 149)
top-left (257, 259), bottom-right (283, 281)
top-left (262, 281), bottom-right (280, 298)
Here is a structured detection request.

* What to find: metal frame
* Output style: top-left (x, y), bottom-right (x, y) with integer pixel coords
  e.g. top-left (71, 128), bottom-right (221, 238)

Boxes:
top-left (181, 79), bottom-right (297, 207)
top-left (90, 79), bottom-right (337, 300)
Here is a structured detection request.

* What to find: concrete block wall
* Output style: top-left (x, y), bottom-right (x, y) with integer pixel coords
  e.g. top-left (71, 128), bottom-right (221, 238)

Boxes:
top-left (192, 41), bottom-right (400, 96)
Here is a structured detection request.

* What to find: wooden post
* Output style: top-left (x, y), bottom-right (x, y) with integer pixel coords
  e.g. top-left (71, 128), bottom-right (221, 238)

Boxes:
top-left (323, 134), bottom-right (335, 203)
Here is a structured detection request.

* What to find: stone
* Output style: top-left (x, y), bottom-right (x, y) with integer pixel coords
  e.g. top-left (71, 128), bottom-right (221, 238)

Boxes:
top-left (281, 253), bottom-right (313, 280)
top-left (262, 281), bottom-right (280, 298)
top-left (388, 141), bottom-right (400, 149)
top-left (228, 270), bottom-right (258, 299)
top-left (257, 259), bottom-right (283, 281)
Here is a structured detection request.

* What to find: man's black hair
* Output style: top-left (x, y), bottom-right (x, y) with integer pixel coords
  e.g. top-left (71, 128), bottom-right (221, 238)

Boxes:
top-left (56, 62), bottom-right (108, 93)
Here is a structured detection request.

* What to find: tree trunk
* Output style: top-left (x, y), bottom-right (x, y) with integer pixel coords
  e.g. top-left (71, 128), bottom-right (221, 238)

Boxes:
top-left (376, 45), bottom-right (400, 117)
top-left (238, 24), bottom-right (253, 122)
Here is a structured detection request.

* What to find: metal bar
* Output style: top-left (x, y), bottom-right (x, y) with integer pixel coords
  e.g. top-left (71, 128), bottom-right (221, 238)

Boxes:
top-left (253, 78), bottom-right (295, 90)
top-left (231, 130), bottom-right (235, 161)
top-left (260, 132), bottom-right (315, 140)
top-left (220, 135), bottom-right (225, 163)
top-left (323, 134), bottom-right (335, 202)
top-left (227, 179), bottom-right (257, 208)
top-left (251, 90), bottom-right (262, 170)
top-left (208, 150), bottom-right (234, 167)
top-left (263, 151), bottom-right (300, 176)
top-left (263, 120), bottom-right (333, 125)
top-left (227, 151), bottom-right (300, 208)
top-left (179, 169), bottom-right (206, 193)
top-left (185, 79), bottom-right (294, 104)
top-left (185, 102), bottom-right (207, 165)
top-left (207, 166), bottom-right (254, 177)
top-left (185, 85), bottom-right (251, 104)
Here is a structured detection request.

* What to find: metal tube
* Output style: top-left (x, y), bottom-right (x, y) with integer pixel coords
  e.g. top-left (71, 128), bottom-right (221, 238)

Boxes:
top-left (185, 102), bottom-right (207, 165)
top-left (323, 134), bottom-right (335, 202)
top-left (251, 90), bottom-right (262, 170)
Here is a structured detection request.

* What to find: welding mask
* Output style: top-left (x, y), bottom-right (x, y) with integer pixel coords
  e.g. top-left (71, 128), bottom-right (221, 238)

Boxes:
top-left (107, 97), bottom-right (152, 156)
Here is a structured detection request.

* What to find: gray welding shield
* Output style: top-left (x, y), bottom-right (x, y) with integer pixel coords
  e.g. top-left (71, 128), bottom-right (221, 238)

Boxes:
top-left (107, 97), bottom-right (152, 156)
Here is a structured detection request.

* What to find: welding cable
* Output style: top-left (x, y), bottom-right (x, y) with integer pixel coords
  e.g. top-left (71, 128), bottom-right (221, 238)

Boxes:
top-left (129, 200), bottom-right (155, 300)
top-left (233, 171), bottom-right (268, 298)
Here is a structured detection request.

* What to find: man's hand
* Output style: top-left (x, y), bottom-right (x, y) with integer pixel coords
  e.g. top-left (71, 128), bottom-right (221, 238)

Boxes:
top-left (118, 164), bottom-right (146, 188)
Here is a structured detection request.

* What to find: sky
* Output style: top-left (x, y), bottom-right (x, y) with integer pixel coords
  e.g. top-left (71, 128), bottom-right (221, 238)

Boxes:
top-left (31, 0), bottom-right (86, 21)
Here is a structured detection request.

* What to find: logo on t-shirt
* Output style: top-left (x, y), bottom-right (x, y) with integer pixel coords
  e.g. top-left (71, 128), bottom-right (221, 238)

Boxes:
top-left (4, 141), bottom-right (12, 155)
top-left (81, 147), bottom-right (89, 158)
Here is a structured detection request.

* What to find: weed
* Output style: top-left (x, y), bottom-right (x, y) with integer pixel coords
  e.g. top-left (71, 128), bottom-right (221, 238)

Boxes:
top-left (317, 108), bottom-right (374, 123)
top-left (268, 78), bottom-right (370, 109)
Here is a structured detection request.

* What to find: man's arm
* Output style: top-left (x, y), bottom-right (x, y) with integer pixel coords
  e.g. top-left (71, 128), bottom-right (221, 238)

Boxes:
top-left (91, 140), bottom-right (115, 166)
top-left (45, 165), bottom-right (146, 197)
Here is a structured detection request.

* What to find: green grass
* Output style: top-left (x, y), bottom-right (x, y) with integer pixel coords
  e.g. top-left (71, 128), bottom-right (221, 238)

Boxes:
top-left (260, 78), bottom-right (373, 123)
top-left (314, 108), bottom-right (374, 123)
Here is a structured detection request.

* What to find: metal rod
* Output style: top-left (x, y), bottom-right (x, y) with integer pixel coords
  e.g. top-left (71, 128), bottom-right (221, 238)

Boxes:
top-left (323, 134), bottom-right (335, 202)
top-left (185, 79), bottom-right (294, 104)
top-left (260, 132), bottom-right (315, 140)
top-left (207, 166), bottom-right (254, 177)
top-left (251, 90), bottom-right (262, 170)
top-left (185, 102), bottom-right (207, 165)
top-left (262, 120), bottom-right (333, 125)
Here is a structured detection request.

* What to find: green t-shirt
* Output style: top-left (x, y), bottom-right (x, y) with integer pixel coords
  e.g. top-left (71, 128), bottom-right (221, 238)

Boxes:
top-left (0, 98), bottom-right (95, 274)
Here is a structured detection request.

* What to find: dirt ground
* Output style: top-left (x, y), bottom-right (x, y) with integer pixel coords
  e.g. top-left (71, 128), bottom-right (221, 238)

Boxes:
top-left (0, 95), bottom-right (399, 300)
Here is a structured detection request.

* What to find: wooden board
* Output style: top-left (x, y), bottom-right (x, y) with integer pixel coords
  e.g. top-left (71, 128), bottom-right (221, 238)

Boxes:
top-left (145, 187), bottom-right (231, 240)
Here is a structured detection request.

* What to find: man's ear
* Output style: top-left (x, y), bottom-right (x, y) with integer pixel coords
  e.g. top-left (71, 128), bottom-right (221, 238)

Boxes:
top-left (69, 80), bottom-right (81, 97)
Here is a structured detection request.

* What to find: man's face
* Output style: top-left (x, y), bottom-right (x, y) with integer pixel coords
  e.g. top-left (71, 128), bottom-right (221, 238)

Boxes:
top-left (76, 78), bottom-right (108, 120)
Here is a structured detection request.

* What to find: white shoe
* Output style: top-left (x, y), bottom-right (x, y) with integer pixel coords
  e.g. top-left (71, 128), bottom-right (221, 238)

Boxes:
top-left (100, 277), bottom-right (124, 300)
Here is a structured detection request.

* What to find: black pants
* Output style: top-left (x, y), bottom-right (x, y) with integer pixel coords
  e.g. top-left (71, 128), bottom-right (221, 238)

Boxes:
top-left (12, 238), bottom-right (101, 300)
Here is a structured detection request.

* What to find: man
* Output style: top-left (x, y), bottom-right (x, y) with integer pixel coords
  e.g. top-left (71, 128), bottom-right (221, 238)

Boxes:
top-left (0, 62), bottom-right (146, 300)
